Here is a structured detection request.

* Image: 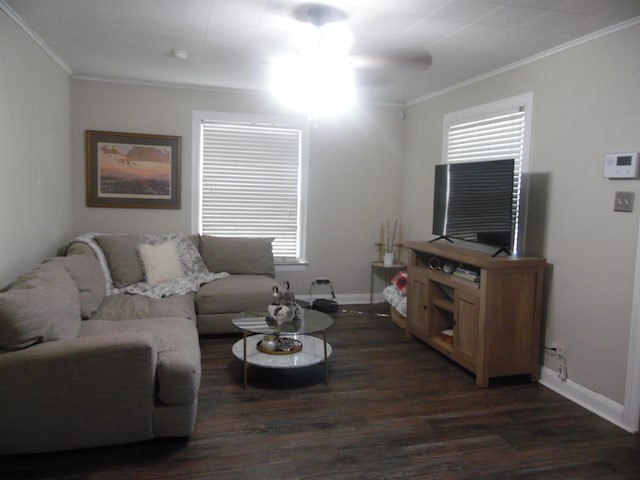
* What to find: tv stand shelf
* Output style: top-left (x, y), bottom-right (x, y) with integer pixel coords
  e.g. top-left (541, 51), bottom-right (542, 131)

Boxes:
top-left (405, 241), bottom-right (546, 387)
top-left (432, 298), bottom-right (454, 312)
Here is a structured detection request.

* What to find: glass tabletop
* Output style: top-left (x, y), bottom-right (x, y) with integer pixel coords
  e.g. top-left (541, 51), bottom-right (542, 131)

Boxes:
top-left (232, 308), bottom-right (334, 335)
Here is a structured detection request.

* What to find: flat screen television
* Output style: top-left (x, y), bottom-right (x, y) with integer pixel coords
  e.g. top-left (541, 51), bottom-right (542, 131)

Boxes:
top-left (432, 158), bottom-right (516, 255)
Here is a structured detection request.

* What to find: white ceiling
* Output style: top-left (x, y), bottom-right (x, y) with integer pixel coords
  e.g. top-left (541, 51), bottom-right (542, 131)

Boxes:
top-left (3, 0), bottom-right (640, 105)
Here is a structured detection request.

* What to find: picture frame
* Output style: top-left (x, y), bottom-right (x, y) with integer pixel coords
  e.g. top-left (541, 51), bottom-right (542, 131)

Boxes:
top-left (86, 130), bottom-right (181, 209)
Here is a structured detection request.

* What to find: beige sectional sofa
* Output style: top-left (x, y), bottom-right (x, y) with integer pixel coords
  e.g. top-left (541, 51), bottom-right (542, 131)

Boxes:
top-left (0, 234), bottom-right (279, 455)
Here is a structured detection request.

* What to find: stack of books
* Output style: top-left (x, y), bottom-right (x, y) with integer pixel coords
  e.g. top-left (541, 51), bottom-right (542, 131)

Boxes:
top-left (453, 267), bottom-right (480, 283)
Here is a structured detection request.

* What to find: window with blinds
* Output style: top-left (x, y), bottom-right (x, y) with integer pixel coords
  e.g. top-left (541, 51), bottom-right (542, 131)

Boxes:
top-left (443, 94), bottom-right (532, 253)
top-left (199, 119), bottom-right (305, 262)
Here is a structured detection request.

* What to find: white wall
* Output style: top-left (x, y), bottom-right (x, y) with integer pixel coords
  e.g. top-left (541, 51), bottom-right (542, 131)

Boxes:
top-left (0, 9), bottom-right (73, 288)
top-left (71, 80), bottom-right (405, 297)
top-left (402, 24), bottom-right (640, 405)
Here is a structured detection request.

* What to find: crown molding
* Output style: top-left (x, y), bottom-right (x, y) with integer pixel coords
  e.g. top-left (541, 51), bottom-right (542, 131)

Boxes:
top-left (5, 0), bottom-right (636, 109)
top-left (407, 15), bottom-right (640, 107)
top-left (0, 0), bottom-right (73, 76)
top-left (73, 73), bottom-right (269, 97)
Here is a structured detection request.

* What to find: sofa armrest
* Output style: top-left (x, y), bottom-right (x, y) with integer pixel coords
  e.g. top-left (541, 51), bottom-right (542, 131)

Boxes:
top-left (0, 331), bottom-right (158, 379)
top-left (0, 333), bottom-right (158, 454)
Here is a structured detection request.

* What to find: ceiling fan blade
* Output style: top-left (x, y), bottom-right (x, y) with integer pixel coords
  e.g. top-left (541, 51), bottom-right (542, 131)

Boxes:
top-left (353, 68), bottom-right (396, 87)
top-left (352, 50), bottom-right (432, 87)
top-left (352, 50), bottom-right (432, 72)
top-left (279, 3), bottom-right (432, 88)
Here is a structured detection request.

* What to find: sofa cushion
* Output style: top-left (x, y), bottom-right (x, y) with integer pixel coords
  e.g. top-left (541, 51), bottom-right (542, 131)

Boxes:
top-left (176, 235), bottom-right (210, 277)
top-left (199, 236), bottom-right (275, 277)
top-left (196, 275), bottom-right (278, 314)
top-left (138, 240), bottom-right (184, 286)
top-left (93, 293), bottom-right (197, 323)
top-left (96, 234), bottom-right (210, 289)
top-left (140, 234), bottom-right (210, 278)
top-left (95, 234), bottom-right (143, 288)
top-left (0, 261), bottom-right (81, 351)
top-left (78, 317), bottom-right (201, 406)
top-left (65, 241), bottom-right (96, 257)
top-left (46, 254), bottom-right (106, 319)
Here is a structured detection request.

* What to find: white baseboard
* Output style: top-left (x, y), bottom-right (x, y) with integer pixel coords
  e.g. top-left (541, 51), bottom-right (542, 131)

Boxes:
top-left (539, 366), bottom-right (635, 433)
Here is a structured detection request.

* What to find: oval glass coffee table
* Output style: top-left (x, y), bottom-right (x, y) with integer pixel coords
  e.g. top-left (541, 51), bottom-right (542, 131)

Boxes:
top-left (232, 309), bottom-right (334, 389)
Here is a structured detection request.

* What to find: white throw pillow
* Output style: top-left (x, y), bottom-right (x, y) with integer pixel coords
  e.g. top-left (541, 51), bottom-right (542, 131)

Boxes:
top-left (138, 240), bottom-right (184, 286)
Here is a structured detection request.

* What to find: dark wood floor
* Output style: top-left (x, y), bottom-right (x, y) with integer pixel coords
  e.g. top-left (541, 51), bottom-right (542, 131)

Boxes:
top-left (3, 305), bottom-right (639, 479)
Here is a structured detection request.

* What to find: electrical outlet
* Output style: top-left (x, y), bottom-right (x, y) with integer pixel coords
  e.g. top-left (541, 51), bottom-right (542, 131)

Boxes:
top-left (558, 358), bottom-right (568, 381)
top-left (551, 342), bottom-right (568, 381)
top-left (551, 342), bottom-right (565, 358)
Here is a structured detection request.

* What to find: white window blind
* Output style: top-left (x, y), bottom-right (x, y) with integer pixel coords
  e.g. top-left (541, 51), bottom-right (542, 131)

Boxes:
top-left (201, 120), bottom-right (302, 261)
top-left (446, 109), bottom-right (525, 165)
top-left (445, 107), bottom-right (526, 252)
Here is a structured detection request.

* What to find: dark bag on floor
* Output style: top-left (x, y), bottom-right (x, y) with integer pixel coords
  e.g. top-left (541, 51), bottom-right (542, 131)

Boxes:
top-left (312, 298), bottom-right (339, 313)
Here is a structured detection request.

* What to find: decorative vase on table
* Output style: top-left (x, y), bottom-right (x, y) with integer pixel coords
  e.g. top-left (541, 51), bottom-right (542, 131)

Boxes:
top-left (383, 252), bottom-right (395, 265)
top-left (261, 334), bottom-right (277, 352)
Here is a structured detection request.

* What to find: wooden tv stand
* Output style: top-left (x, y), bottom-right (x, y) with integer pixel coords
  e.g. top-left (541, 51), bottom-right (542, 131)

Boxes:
top-left (405, 241), bottom-right (546, 387)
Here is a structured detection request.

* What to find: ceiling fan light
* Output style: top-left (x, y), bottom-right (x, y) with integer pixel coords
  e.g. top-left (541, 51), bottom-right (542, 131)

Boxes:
top-left (271, 56), bottom-right (305, 106)
top-left (319, 23), bottom-right (353, 55)
top-left (293, 23), bottom-right (321, 56)
top-left (271, 55), bottom-right (354, 116)
top-left (308, 58), bottom-right (354, 115)
top-left (293, 22), bottom-right (353, 57)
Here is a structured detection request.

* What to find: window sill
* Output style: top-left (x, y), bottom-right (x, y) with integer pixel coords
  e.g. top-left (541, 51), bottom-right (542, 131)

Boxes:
top-left (275, 262), bottom-right (308, 272)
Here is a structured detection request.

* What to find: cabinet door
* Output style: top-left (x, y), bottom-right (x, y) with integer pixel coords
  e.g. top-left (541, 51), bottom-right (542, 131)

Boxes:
top-left (407, 268), bottom-right (429, 340)
top-left (453, 290), bottom-right (479, 368)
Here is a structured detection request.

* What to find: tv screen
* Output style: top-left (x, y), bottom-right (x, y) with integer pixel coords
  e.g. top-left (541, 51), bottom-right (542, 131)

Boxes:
top-left (432, 159), bottom-right (516, 252)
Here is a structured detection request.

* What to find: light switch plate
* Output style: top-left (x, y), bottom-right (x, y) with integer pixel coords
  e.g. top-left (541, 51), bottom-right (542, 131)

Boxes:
top-left (614, 191), bottom-right (634, 212)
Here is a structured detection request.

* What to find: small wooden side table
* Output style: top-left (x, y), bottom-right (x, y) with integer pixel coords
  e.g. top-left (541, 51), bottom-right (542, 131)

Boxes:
top-left (370, 262), bottom-right (406, 304)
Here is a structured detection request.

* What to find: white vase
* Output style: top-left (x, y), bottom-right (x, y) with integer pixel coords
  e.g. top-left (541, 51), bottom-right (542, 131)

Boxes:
top-left (383, 252), bottom-right (395, 265)
top-left (261, 335), bottom-right (277, 352)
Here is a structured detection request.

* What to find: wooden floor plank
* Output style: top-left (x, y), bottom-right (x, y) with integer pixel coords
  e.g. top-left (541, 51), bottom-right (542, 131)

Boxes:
top-left (2, 304), bottom-right (639, 479)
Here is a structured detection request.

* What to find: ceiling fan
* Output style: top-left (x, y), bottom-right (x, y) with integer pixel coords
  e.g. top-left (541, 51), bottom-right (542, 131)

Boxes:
top-left (270, 2), bottom-right (431, 115)
top-left (288, 2), bottom-right (433, 86)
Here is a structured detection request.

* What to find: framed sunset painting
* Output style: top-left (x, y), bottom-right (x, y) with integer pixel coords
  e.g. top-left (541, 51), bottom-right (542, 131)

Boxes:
top-left (86, 130), bottom-right (181, 209)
